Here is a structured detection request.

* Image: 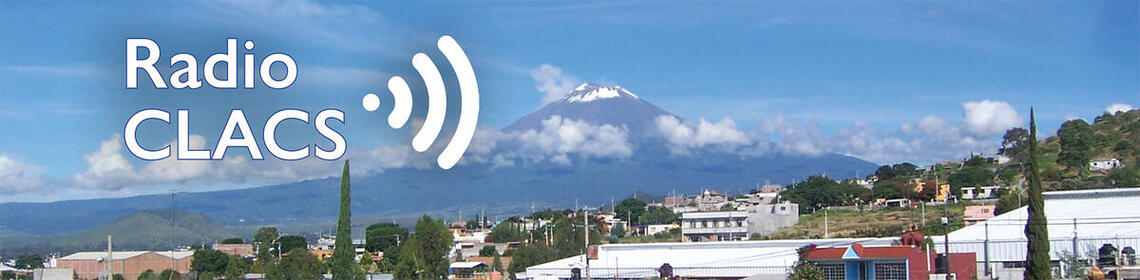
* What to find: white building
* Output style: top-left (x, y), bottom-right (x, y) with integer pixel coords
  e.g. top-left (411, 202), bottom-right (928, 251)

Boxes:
top-left (936, 188), bottom-right (1140, 280)
top-left (523, 238), bottom-right (897, 280)
top-left (681, 203), bottom-right (799, 242)
top-left (1090, 158), bottom-right (1124, 171)
top-left (961, 186), bottom-right (1002, 200)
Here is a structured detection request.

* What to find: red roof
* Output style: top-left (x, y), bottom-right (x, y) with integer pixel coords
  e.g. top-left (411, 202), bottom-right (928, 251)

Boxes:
top-left (803, 244), bottom-right (922, 260)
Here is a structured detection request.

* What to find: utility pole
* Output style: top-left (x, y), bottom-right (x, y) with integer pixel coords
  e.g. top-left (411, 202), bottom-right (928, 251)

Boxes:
top-left (942, 207), bottom-right (950, 280)
top-left (1072, 218), bottom-right (1079, 256)
top-left (170, 189), bottom-right (176, 280)
top-left (984, 222), bottom-right (991, 277)
top-left (583, 205), bottom-right (590, 280)
top-left (824, 208), bottom-right (829, 239)
top-left (106, 235), bottom-right (113, 280)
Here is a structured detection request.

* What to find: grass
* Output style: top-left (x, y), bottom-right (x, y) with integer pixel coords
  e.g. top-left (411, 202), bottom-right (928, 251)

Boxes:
top-left (763, 203), bottom-right (971, 240)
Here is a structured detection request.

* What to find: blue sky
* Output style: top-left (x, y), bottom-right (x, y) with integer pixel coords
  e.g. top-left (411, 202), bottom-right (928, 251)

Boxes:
top-left (1, 1), bottom-right (1137, 202)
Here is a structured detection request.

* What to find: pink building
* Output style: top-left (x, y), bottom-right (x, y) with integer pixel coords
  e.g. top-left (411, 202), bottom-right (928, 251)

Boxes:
top-left (963, 205), bottom-right (996, 226)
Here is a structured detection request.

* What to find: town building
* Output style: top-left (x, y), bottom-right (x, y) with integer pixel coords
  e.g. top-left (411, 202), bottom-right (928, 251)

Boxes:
top-left (212, 243), bottom-right (254, 257)
top-left (697, 190), bottom-right (729, 212)
top-left (681, 203), bottom-right (799, 242)
top-left (962, 205), bottom-right (996, 226)
top-left (523, 238), bottom-right (897, 280)
top-left (56, 251), bottom-right (192, 279)
top-left (1090, 158), bottom-right (1124, 171)
top-left (803, 244), bottom-right (976, 280)
top-left (937, 188), bottom-right (1140, 280)
top-left (681, 211), bottom-right (748, 242)
top-left (961, 186), bottom-right (1001, 200)
top-left (634, 224), bottom-right (679, 236)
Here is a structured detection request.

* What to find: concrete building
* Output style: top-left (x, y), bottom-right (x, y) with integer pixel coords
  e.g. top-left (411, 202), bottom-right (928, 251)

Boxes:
top-left (937, 188), bottom-right (1140, 280)
top-left (57, 251), bottom-right (192, 279)
top-left (635, 224), bottom-right (679, 236)
top-left (962, 205), bottom-right (996, 226)
top-left (212, 243), bottom-right (254, 257)
top-left (523, 238), bottom-right (897, 280)
top-left (962, 186), bottom-right (1002, 200)
top-left (697, 190), bottom-right (729, 212)
top-left (681, 203), bottom-right (798, 242)
top-left (682, 211), bottom-right (749, 242)
top-left (1090, 158), bottom-right (1124, 171)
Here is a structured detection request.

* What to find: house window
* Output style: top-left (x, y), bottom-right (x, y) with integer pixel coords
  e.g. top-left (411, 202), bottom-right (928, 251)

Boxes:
top-left (982, 209), bottom-right (990, 214)
top-left (874, 261), bottom-right (908, 280)
top-left (816, 262), bottom-right (846, 280)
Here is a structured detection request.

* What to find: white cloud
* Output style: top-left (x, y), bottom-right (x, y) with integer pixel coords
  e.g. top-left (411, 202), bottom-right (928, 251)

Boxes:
top-left (756, 100), bottom-right (1016, 163)
top-left (0, 155), bottom-right (47, 193)
top-left (70, 134), bottom-right (348, 192)
top-left (655, 115), bottom-right (751, 154)
top-left (1106, 103), bottom-right (1134, 114)
top-left (480, 116), bottom-right (633, 166)
top-left (962, 100), bottom-right (1022, 137)
top-left (530, 64), bottom-right (581, 105)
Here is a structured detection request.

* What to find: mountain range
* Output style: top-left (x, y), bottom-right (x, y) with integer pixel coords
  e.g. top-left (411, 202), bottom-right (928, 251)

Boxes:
top-left (0, 83), bottom-right (878, 252)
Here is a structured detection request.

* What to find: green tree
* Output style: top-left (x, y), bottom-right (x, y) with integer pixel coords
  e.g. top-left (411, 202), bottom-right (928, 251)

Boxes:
top-left (948, 166), bottom-right (994, 196)
top-left (871, 181), bottom-right (904, 199)
top-left (359, 251), bottom-right (375, 273)
top-left (507, 245), bottom-right (559, 280)
top-left (779, 176), bottom-right (869, 213)
top-left (489, 222), bottom-right (526, 243)
top-left (492, 254), bottom-right (503, 272)
top-left (191, 248), bottom-right (230, 275)
top-left (331, 161), bottom-right (361, 280)
top-left (609, 223), bottom-right (626, 239)
top-left (640, 206), bottom-right (679, 224)
top-left (365, 222), bottom-right (408, 253)
top-left (788, 263), bottom-right (825, 280)
top-left (114, 274), bottom-right (125, 280)
top-left (1109, 168), bottom-right (1140, 187)
top-left (221, 238), bottom-right (243, 244)
top-left (1057, 119), bottom-right (1093, 175)
top-left (892, 163), bottom-right (919, 177)
top-left (13, 254), bottom-right (43, 269)
top-left (253, 226), bottom-right (279, 271)
top-left (1024, 109), bottom-right (1052, 280)
top-left (268, 248), bottom-right (325, 280)
top-left (479, 245), bottom-right (498, 257)
top-left (223, 255), bottom-right (251, 280)
top-left (875, 165), bottom-right (897, 180)
top-left (159, 269), bottom-right (181, 280)
top-left (411, 215), bottom-right (454, 279)
top-left (278, 235), bottom-right (308, 254)
top-left (614, 198), bottom-right (647, 224)
top-left (995, 188), bottom-right (1025, 215)
top-left (137, 270), bottom-right (156, 280)
top-left (1001, 127), bottom-right (1032, 164)
top-left (196, 271), bottom-right (216, 280)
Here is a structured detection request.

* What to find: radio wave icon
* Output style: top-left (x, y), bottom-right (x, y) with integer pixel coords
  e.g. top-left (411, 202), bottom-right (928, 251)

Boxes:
top-left (361, 35), bottom-right (479, 170)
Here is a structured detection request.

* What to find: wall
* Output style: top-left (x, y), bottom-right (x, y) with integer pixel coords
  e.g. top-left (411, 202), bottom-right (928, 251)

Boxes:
top-left (746, 203), bottom-right (799, 236)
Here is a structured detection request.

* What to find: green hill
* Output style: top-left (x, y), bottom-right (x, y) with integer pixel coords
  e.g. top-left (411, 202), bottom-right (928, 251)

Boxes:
top-left (1033, 109), bottom-right (1140, 189)
top-left (60, 209), bottom-right (232, 251)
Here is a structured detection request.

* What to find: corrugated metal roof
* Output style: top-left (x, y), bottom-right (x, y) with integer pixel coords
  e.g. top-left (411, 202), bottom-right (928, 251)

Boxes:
top-left (937, 189), bottom-right (1140, 263)
top-left (60, 251), bottom-right (149, 260)
top-left (60, 250), bottom-right (193, 261)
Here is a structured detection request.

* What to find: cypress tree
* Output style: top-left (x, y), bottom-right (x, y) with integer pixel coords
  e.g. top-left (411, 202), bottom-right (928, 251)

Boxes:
top-left (1024, 108), bottom-right (1052, 280)
top-left (332, 161), bottom-right (361, 280)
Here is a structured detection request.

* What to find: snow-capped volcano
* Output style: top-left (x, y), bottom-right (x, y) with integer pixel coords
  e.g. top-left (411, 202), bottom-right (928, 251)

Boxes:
top-left (564, 83), bottom-right (640, 103)
top-left (504, 82), bottom-right (674, 139)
